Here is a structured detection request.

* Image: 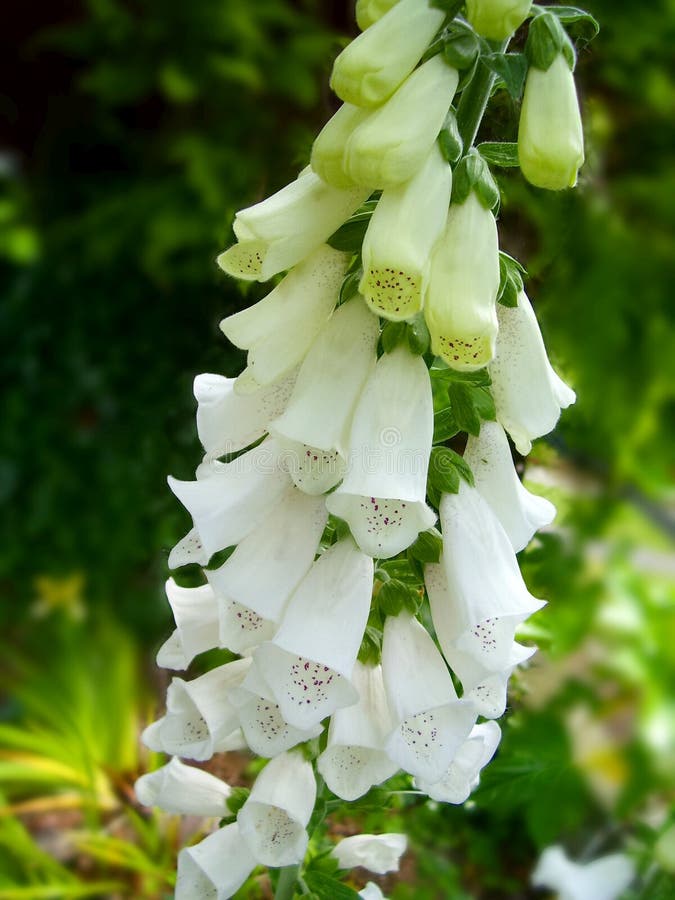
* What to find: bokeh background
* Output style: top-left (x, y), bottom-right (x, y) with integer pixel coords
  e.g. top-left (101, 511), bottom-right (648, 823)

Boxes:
top-left (1, 1), bottom-right (674, 897)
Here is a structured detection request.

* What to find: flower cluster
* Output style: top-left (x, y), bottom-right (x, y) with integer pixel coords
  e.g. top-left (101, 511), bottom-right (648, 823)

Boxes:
top-left (137, 1), bottom-right (591, 896)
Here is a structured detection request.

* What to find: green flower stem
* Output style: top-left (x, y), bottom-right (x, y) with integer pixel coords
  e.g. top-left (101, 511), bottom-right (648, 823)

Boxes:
top-left (456, 40), bottom-right (509, 150)
top-left (274, 864), bottom-right (301, 900)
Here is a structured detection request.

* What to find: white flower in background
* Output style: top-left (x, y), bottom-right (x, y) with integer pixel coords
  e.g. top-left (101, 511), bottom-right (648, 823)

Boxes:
top-left (193, 368), bottom-right (297, 461)
top-left (356, 0), bottom-right (400, 31)
top-left (489, 291), bottom-right (576, 455)
top-left (175, 822), bottom-right (257, 900)
top-left (238, 751), bottom-right (316, 866)
top-left (332, 832), bottom-right (407, 874)
top-left (311, 103), bottom-right (371, 187)
top-left (360, 143), bottom-right (452, 320)
top-left (519, 54), bottom-right (585, 191)
top-left (466, 0), bottom-right (533, 40)
top-left (382, 613), bottom-right (477, 782)
top-left (326, 347), bottom-right (435, 559)
top-left (168, 438), bottom-right (289, 564)
top-left (142, 658), bottom-right (250, 761)
top-left (253, 539), bottom-right (374, 730)
top-left (435, 484), bottom-right (545, 673)
top-left (230, 661), bottom-right (324, 757)
top-left (346, 55), bottom-right (459, 188)
top-left (205, 485), bottom-right (327, 652)
top-left (464, 419), bottom-right (556, 552)
top-left (156, 579), bottom-right (220, 670)
top-left (425, 191), bottom-right (500, 370)
top-left (220, 244), bottom-right (349, 387)
top-left (271, 297), bottom-right (379, 458)
top-left (318, 661), bottom-right (399, 800)
top-left (359, 884), bottom-right (388, 900)
top-left (331, 0), bottom-right (445, 108)
top-left (415, 721), bottom-right (501, 803)
top-left (135, 757), bottom-right (233, 817)
top-left (531, 846), bottom-right (635, 900)
top-left (217, 169), bottom-right (369, 281)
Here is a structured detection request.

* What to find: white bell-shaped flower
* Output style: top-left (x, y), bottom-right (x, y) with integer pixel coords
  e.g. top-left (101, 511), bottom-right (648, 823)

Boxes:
top-left (311, 103), bottom-right (370, 188)
top-left (332, 832), bottom-right (407, 874)
top-left (167, 526), bottom-right (211, 570)
top-left (277, 438), bottom-right (347, 495)
top-left (381, 613), bottom-right (477, 782)
top-left (230, 661), bottom-right (323, 756)
top-left (135, 757), bottom-right (232, 817)
top-left (531, 846), bottom-right (636, 900)
top-left (356, 0), bottom-right (400, 30)
top-left (168, 438), bottom-right (289, 564)
top-left (519, 54), bottom-right (585, 191)
top-left (141, 658), bottom-right (250, 761)
top-left (359, 884), bottom-right (388, 900)
top-left (175, 823), bottom-right (257, 900)
top-left (331, 0), bottom-right (445, 108)
top-left (156, 579), bottom-right (220, 670)
top-left (238, 751), bottom-right (316, 867)
top-left (253, 539), bottom-right (374, 730)
top-left (220, 245), bottom-right (349, 386)
top-left (217, 168), bottom-right (369, 281)
top-left (206, 486), bottom-right (328, 652)
top-left (271, 297), bottom-right (380, 457)
top-left (326, 347), bottom-right (436, 559)
top-left (415, 721), bottom-right (501, 803)
top-left (425, 192), bottom-right (500, 370)
top-left (447, 639), bottom-right (535, 719)
top-left (317, 661), bottom-right (399, 801)
top-left (435, 485), bottom-right (545, 673)
top-left (193, 368), bottom-right (297, 461)
top-left (346, 55), bottom-right (459, 188)
top-left (466, 0), bottom-right (532, 40)
top-left (489, 290), bottom-right (576, 455)
top-left (360, 143), bottom-right (452, 321)
top-left (464, 420), bottom-right (556, 552)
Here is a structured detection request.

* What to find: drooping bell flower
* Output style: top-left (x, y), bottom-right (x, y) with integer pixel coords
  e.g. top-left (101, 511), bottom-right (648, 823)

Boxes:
top-left (175, 823), bottom-right (258, 900)
top-left (463, 419), bottom-right (556, 552)
top-left (434, 485), bottom-right (545, 673)
top-left (317, 661), bottom-right (399, 800)
top-left (220, 244), bottom-right (349, 386)
top-left (332, 832), bottom-right (408, 875)
top-left (381, 613), bottom-right (477, 782)
top-left (311, 103), bottom-right (370, 188)
top-left (193, 367), bottom-right (297, 461)
top-left (425, 191), bottom-right (500, 370)
top-left (356, 0), bottom-right (400, 31)
top-left (415, 721), bottom-right (501, 803)
top-left (135, 757), bottom-right (233, 817)
top-left (519, 54), bottom-right (585, 191)
top-left (271, 298), bottom-right (379, 456)
top-left (168, 438), bottom-right (289, 564)
top-left (531, 846), bottom-right (636, 900)
top-left (206, 486), bottom-right (328, 653)
top-left (156, 579), bottom-right (220, 670)
top-left (252, 539), bottom-right (374, 730)
top-left (466, 0), bottom-right (532, 40)
top-left (217, 169), bottom-right (369, 281)
top-left (360, 143), bottom-right (452, 321)
top-left (326, 347), bottom-right (436, 559)
top-left (489, 291), bottom-right (576, 455)
top-left (345, 55), bottom-right (459, 188)
top-left (141, 658), bottom-right (250, 761)
top-left (237, 751), bottom-right (317, 867)
top-left (331, 0), bottom-right (445, 108)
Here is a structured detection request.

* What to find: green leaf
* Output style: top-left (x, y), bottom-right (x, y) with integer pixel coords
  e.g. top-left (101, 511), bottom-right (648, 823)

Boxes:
top-left (304, 873), bottom-right (363, 899)
top-left (448, 382), bottom-right (482, 436)
top-left (430, 0), bottom-right (464, 16)
top-left (327, 201), bottom-right (377, 253)
top-left (358, 625), bottom-right (382, 665)
top-left (477, 142), bottom-right (519, 168)
top-left (433, 406), bottom-right (460, 443)
top-left (438, 109), bottom-right (463, 165)
top-left (338, 267), bottom-right (362, 305)
top-left (539, 5), bottom-right (600, 46)
top-left (497, 251), bottom-right (526, 308)
top-left (407, 314), bottom-right (431, 355)
top-left (429, 446), bottom-right (474, 496)
top-left (482, 52), bottom-right (528, 99)
top-left (472, 385), bottom-right (497, 422)
top-left (443, 28), bottom-right (480, 71)
top-left (381, 320), bottom-right (407, 353)
top-left (408, 529), bottom-right (443, 564)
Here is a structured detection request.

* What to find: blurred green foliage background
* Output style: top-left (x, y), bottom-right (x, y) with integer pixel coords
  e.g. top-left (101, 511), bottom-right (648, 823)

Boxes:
top-left (0, 1), bottom-right (673, 897)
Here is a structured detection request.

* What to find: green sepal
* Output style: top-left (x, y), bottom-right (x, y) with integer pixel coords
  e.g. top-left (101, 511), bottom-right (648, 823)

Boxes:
top-left (358, 624), bottom-right (383, 665)
top-left (376, 558), bottom-right (423, 586)
top-left (498, 251), bottom-right (526, 307)
top-left (526, 10), bottom-right (576, 71)
top-left (381, 320), bottom-right (408, 354)
top-left (299, 736), bottom-right (323, 762)
top-left (443, 24), bottom-right (481, 71)
top-left (537, 5), bottom-right (600, 47)
top-left (478, 142), bottom-right (519, 168)
top-left (408, 529), bottom-right (443, 564)
top-left (451, 148), bottom-right (500, 211)
top-left (407, 314), bottom-right (431, 355)
top-left (449, 382), bottom-right (481, 435)
top-left (429, 445), bottom-right (474, 496)
top-left (338, 265), bottom-right (362, 306)
top-left (482, 52), bottom-right (528, 99)
top-left (438, 109), bottom-right (464, 164)
top-left (226, 787), bottom-right (250, 816)
top-left (377, 578), bottom-right (421, 617)
top-left (327, 199), bottom-right (378, 253)
top-left (433, 406), bottom-right (460, 443)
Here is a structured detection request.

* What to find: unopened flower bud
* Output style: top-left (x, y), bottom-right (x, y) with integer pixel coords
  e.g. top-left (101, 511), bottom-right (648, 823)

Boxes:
top-left (465, 0), bottom-right (532, 41)
top-left (356, 0), bottom-right (400, 30)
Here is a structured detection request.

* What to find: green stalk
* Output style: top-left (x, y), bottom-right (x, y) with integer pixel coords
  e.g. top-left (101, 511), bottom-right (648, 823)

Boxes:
top-left (274, 864), bottom-right (301, 900)
top-left (455, 40), bottom-right (509, 150)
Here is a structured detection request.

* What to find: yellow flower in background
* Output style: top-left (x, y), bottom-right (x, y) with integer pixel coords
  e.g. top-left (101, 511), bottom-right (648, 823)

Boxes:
top-left (32, 573), bottom-right (86, 621)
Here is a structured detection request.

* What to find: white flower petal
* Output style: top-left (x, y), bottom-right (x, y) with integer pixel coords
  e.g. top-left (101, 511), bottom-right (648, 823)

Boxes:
top-left (155, 579), bottom-right (220, 670)
top-left (332, 833), bottom-right (407, 875)
top-left (135, 757), bottom-right (232, 816)
top-left (175, 823), bottom-right (257, 900)
top-left (532, 846), bottom-right (635, 900)
top-left (359, 883), bottom-right (388, 900)
top-left (415, 721), bottom-right (501, 804)
top-left (168, 526), bottom-right (211, 570)
top-left (279, 439), bottom-right (347, 495)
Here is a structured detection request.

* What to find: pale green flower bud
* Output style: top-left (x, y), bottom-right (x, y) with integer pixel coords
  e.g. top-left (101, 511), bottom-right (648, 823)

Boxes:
top-left (356, 0), bottom-right (400, 30)
top-left (346, 55), bottom-right (459, 189)
top-left (518, 54), bottom-right (585, 190)
top-left (465, 0), bottom-right (532, 41)
top-left (311, 103), bottom-right (370, 188)
top-left (425, 191), bottom-right (500, 370)
top-left (332, 0), bottom-right (445, 108)
top-left (360, 143), bottom-right (452, 320)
